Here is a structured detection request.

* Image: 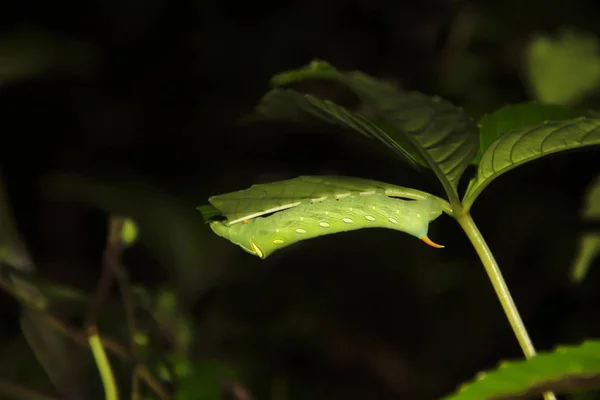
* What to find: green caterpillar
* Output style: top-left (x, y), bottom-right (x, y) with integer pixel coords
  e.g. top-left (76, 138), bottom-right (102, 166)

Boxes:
top-left (198, 176), bottom-right (445, 259)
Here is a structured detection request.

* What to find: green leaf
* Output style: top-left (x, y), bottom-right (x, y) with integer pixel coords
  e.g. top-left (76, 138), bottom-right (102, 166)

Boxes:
top-left (0, 246), bottom-right (11, 262)
top-left (571, 173), bottom-right (600, 283)
top-left (571, 234), bottom-right (600, 283)
top-left (474, 103), bottom-right (584, 164)
top-left (252, 88), bottom-right (424, 170)
top-left (525, 29), bottom-right (600, 106)
top-left (196, 204), bottom-right (222, 222)
top-left (581, 174), bottom-right (600, 219)
top-left (120, 218), bottom-right (139, 246)
top-left (463, 118), bottom-right (600, 210)
top-left (442, 340), bottom-right (600, 400)
top-left (175, 359), bottom-right (243, 400)
top-left (155, 288), bottom-right (192, 354)
top-left (268, 60), bottom-right (480, 201)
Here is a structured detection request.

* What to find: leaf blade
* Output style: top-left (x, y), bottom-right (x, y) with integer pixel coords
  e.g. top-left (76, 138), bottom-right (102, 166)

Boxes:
top-left (252, 89), bottom-right (424, 169)
top-left (475, 103), bottom-right (585, 164)
top-left (463, 118), bottom-right (600, 209)
top-left (271, 60), bottom-right (480, 197)
top-left (442, 340), bottom-right (600, 400)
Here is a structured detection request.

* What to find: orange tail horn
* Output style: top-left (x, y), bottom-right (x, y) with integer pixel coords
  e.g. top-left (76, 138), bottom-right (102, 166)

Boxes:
top-left (421, 236), bottom-right (445, 248)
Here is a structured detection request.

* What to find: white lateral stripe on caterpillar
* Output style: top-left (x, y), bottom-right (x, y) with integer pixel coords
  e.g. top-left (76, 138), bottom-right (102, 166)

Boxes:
top-left (209, 191), bottom-right (444, 259)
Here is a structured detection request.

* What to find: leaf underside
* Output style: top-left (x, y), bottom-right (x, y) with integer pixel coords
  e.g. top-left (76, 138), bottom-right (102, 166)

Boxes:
top-left (196, 204), bottom-right (222, 222)
top-left (464, 118), bottom-right (600, 209)
top-left (254, 89), bottom-right (423, 170)
top-left (442, 340), bottom-right (600, 400)
top-left (268, 60), bottom-right (480, 196)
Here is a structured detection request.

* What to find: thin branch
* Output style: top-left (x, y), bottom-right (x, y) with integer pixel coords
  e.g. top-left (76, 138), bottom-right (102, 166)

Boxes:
top-left (85, 216), bottom-right (142, 397)
top-left (43, 313), bottom-right (170, 399)
top-left (88, 326), bottom-right (119, 400)
top-left (103, 217), bottom-right (140, 396)
top-left (84, 254), bottom-right (115, 330)
top-left (1, 259), bottom-right (170, 399)
top-left (0, 268), bottom-right (47, 311)
top-left (1, 214), bottom-right (170, 400)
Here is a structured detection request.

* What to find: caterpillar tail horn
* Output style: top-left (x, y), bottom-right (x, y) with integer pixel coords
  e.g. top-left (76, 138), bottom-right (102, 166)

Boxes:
top-left (421, 236), bottom-right (445, 249)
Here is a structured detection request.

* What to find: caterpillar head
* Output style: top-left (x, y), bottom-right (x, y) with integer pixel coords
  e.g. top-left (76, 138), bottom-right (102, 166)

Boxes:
top-left (209, 220), bottom-right (278, 259)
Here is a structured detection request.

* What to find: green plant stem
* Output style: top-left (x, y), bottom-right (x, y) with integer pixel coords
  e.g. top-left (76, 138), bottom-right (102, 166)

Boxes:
top-left (88, 326), bottom-right (119, 400)
top-left (457, 212), bottom-right (556, 400)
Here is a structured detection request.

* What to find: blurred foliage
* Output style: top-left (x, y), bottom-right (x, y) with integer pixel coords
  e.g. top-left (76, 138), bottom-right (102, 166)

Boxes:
top-left (120, 219), bottom-right (139, 247)
top-left (570, 174), bottom-right (600, 283)
top-left (0, 0), bottom-right (600, 399)
top-left (525, 29), bottom-right (600, 105)
top-left (175, 359), bottom-right (244, 400)
top-left (0, 27), bottom-right (96, 84)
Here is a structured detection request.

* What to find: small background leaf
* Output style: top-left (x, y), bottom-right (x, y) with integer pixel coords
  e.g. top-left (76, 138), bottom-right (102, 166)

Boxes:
top-left (463, 118), bottom-right (600, 209)
top-left (474, 103), bottom-right (584, 164)
top-left (581, 174), bottom-right (600, 220)
top-left (175, 359), bottom-right (244, 400)
top-left (442, 340), bottom-right (600, 400)
top-left (570, 173), bottom-right (600, 282)
top-left (0, 28), bottom-right (96, 84)
top-left (197, 204), bottom-right (222, 222)
top-left (120, 218), bottom-right (138, 246)
top-left (525, 29), bottom-right (600, 105)
top-left (270, 60), bottom-right (479, 196)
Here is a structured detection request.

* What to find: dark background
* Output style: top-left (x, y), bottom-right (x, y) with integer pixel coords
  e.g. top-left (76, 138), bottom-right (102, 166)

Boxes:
top-left (1, 0), bottom-right (600, 399)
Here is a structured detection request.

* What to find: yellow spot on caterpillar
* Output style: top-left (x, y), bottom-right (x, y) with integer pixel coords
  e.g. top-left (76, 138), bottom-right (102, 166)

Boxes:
top-left (296, 228), bottom-right (307, 234)
top-left (388, 217), bottom-right (398, 224)
top-left (243, 219), bottom-right (249, 224)
top-left (273, 239), bottom-right (284, 244)
top-left (342, 217), bottom-right (353, 224)
top-left (319, 221), bottom-right (330, 228)
top-left (250, 242), bottom-right (265, 258)
top-left (365, 215), bottom-right (376, 221)
top-left (421, 236), bottom-right (444, 249)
